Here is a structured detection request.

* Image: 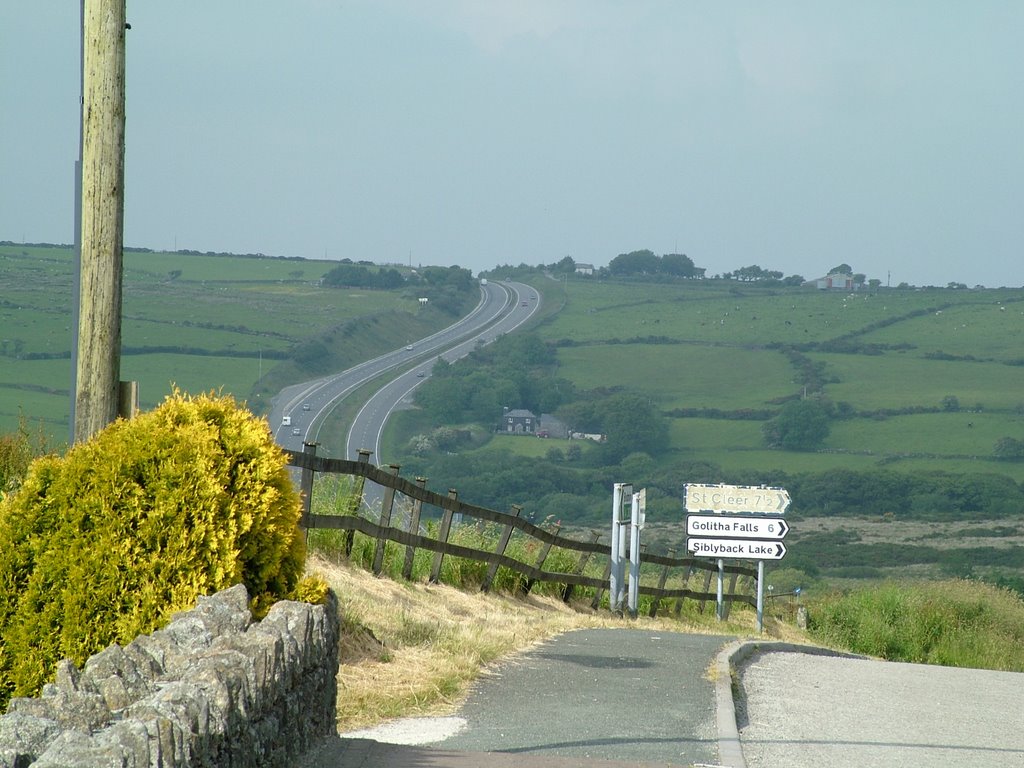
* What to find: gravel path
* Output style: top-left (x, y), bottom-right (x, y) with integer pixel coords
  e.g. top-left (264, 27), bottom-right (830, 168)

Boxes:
top-left (736, 650), bottom-right (1024, 768)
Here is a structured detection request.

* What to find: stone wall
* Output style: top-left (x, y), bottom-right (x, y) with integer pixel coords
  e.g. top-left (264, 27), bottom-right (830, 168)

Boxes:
top-left (0, 584), bottom-right (339, 767)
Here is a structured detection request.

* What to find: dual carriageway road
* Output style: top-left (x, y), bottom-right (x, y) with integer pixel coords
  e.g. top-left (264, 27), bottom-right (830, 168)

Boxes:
top-left (269, 281), bottom-right (540, 472)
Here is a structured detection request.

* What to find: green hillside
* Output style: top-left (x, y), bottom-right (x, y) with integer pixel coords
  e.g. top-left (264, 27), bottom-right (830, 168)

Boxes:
top-left (7, 245), bottom-right (1024, 589)
top-left (384, 273), bottom-right (1024, 590)
top-left (0, 243), bottom-right (473, 442)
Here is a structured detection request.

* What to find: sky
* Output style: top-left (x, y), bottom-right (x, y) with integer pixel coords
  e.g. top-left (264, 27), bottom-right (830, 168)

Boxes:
top-left (2, 2), bottom-right (1022, 287)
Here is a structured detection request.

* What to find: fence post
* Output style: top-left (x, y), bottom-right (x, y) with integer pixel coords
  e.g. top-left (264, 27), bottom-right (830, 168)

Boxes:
top-left (299, 441), bottom-right (318, 530)
top-left (648, 548), bottom-right (676, 618)
top-left (481, 504), bottom-right (520, 593)
top-left (562, 531), bottom-right (601, 602)
top-left (345, 449), bottom-right (372, 556)
top-left (429, 489), bottom-right (458, 584)
top-left (401, 477), bottom-right (427, 580)
top-left (372, 464), bottom-right (401, 576)
top-left (521, 524), bottom-right (560, 596)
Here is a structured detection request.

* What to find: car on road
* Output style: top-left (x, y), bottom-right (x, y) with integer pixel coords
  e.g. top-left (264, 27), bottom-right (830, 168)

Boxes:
top-left (521, 301), bottom-right (528, 306)
top-left (416, 372), bottom-right (426, 377)
top-left (302, 403), bottom-right (310, 411)
top-left (406, 345), bottom-right (414, 351)
top-left (292, 427), bottom-right (301, 436)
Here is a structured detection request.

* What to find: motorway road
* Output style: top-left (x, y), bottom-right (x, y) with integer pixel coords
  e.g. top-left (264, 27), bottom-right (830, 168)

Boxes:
top-left (269, 281), bottom-right (541, 464)
top-left (345, 282), bottom-right (541, 465)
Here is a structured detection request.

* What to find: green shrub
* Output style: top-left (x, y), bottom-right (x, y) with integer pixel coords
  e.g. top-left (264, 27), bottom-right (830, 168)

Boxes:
top-left (0, 390), bottom-right (306, 707)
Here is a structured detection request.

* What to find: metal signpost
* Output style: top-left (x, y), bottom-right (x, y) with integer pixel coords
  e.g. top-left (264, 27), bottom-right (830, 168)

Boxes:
top-left (684, 483), bottom-right (791, 631)
top-left (627, 488), bottom-right (646, 618)
top-left (609, 484), bottom-right (646, 617)
top-left (609, 483), bottom-right (632, 614)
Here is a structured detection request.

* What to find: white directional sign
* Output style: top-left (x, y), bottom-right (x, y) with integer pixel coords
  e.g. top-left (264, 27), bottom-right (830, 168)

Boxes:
top-left (685, 483), bottom-right (790, 515)
top-left (687, 538), bottom-right (787, 560)
top-left (687, 515), bottom-right (788, 540)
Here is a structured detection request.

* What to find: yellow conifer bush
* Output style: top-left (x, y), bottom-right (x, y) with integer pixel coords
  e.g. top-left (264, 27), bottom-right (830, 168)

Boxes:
top-left (0, 390), bottom-right (307, 708)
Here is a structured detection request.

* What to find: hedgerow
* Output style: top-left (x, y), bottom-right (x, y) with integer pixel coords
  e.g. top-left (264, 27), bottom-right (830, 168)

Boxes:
top-left (0, 390), bottom-right (310, 708)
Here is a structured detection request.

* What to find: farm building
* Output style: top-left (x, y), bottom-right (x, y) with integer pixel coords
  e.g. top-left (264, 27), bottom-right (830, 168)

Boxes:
top-left (502, 408), bottom-right (537, 434)
top-left (808, 272), bottom-right (860, 290)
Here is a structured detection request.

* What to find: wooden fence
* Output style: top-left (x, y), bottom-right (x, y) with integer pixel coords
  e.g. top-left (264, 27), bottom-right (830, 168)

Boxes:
top-left (286, 444), bottom-right (758, 618)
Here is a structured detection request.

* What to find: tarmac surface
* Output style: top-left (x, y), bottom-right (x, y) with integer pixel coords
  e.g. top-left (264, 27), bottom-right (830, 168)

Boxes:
top-left (300, 629), bottom-right (730, 768)
top-left (298, 629), bottom-right (1024, 768)
top-left (735, 647), bottom-right (1024, 768)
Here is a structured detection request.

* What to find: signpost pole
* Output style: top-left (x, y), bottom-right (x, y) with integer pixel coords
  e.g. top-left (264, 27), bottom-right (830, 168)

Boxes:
top-left (716, 558), bottom-right (724, 620)
top-left (756, 560), bottom-right (765, 633)
top-left (617, 485), bottom-right (631, 612)
top-left (609, 483), bottom-right (623, 614)
top-left (627, 490), bottom-right (643, 618)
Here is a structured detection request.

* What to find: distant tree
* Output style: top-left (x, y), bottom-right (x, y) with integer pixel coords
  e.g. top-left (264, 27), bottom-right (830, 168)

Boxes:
top-left (868, 279), bottom-right (882, 289)
top-left (763, 399), bottom-right (831, 451)
top-left (941, 395), bottom-right (961, 412)
top-left (552, 255), bottom-right (576, 275)
top-left (732, 265), bottom-right (783, 282)
top-left (994, 437), bottom-right (1024, 460)
top-left (853, 273), bottom-right (866, 285)
top-left (559, 392), bottom-right (669, 464)
top-left (661, 253), bottom-right (699, 277)
top-left (323, 264), bottom-right (405, 289)
top-left (782, 274), bottom-right (805, 286)
top-left (323, 264), bottom-right (371, 287)
top-left (377, 268), bottom-right (404, 289)
top-left (609, 249), bottom-right (659, 276)
top-left (828, 263), bottom-right (853, 275)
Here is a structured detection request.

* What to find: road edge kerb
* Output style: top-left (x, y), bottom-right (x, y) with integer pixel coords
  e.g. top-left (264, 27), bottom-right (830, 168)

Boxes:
top-left (715, 641), bottom-right (867, 768)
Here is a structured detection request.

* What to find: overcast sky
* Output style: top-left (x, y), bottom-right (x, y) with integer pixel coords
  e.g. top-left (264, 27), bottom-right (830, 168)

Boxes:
top-left (3, 2), bottom-right (1022, 287)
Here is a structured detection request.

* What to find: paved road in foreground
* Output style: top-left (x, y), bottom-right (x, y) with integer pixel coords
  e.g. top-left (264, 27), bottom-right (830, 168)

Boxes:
top-left (300, 629), bottom-right (732, 768)
top-left (300, 630), bottom-right (1024, 768)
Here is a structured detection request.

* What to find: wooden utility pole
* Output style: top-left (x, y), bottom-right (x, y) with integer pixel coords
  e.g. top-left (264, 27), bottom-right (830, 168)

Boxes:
top-left (75, 0), bottom-right (126, 443)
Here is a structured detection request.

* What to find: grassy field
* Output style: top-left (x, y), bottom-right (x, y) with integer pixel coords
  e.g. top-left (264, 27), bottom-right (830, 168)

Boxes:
top-left (556, 343), bottom-right (796, 410)
top-left (532, 279), bottom-right (1024, 477)
top-left (9, 247), bottom-right (1024, 583)
top-left (435, 277), bottom-right (1024, 481)
top-left (0, 244), bottom-right (438, 439)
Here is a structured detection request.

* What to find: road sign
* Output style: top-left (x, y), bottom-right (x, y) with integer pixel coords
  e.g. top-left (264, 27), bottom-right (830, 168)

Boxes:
top-left (687, 538), bottom-right (787, 560)
top-left (687, 515), bottom-right (788, 540)
top-left (684, 483), bottom-right (790, 515)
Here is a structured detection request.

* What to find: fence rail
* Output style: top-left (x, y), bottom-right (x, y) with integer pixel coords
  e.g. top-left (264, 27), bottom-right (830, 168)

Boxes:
top-left (287, 445), bottom-right (758, 615)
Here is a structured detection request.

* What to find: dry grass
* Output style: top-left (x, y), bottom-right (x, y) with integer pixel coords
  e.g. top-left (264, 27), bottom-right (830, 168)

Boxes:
top-left (306, 554), bottom-right (808, 732)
